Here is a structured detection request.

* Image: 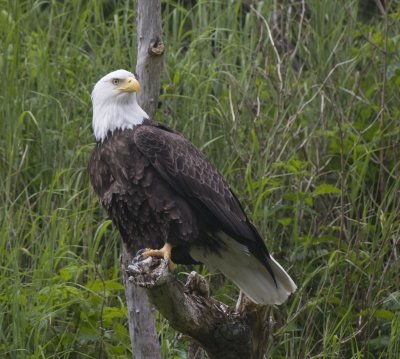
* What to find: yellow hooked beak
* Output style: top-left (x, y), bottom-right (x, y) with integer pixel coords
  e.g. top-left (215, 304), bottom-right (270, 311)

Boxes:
top-left (118, 76), bottom-right (140, 93)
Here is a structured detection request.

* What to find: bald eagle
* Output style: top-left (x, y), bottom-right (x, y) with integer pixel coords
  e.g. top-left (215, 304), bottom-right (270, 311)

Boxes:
top-left (89, 69), bottom-right (296, 305)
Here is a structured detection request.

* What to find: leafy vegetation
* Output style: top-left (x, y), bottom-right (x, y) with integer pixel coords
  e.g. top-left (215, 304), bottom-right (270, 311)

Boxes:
top-left (1, 0), bottom-right (399, 358)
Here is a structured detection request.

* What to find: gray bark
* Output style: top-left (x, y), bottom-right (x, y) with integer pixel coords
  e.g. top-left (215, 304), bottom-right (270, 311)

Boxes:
top-left (136, 0), bottom-right (164, 118)
top-left (122, 248), bottom-right (162, 359)
top-left (126, 254), bottom-right (271, 359)
top-left (121, 1), bottom-right (165, 358)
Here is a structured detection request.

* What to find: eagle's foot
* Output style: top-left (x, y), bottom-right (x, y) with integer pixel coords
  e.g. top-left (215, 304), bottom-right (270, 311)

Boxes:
top-left (142, 243), bottom-right (176, 271)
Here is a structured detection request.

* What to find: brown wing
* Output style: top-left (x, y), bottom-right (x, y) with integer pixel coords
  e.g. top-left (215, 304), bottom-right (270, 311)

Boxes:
top-left (133, 124), bottom-right (272, 263)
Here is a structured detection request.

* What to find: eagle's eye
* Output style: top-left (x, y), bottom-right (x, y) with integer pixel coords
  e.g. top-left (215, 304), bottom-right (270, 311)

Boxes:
top-left (112, 78), bottom-right (120, 85)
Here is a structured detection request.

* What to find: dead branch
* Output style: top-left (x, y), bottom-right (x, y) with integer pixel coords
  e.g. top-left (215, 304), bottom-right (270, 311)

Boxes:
top-left (126, 252), bottom-right (271, 359)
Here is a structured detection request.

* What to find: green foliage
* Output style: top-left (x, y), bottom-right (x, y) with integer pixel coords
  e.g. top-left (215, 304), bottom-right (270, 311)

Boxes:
top-left (1, 0), bottom-right (399, 358)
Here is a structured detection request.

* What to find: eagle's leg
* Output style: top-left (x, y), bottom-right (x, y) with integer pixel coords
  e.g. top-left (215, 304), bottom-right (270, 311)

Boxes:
top-left (142, 243), bottom-right (176, 271)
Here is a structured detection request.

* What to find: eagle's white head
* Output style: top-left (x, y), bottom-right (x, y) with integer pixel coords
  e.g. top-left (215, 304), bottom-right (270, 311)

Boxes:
top-left (91, 69), bottom-right (149, 142)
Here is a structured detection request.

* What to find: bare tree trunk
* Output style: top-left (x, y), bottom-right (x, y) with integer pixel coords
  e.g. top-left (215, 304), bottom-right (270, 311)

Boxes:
top-left (121, 1), bottom-right (165, 358)
top-left (126, 255), bottom-right (271, 359)
top-left (136, 0), bottom-right (164, 118)
top-left (122, 248), bottom-right (162, 359)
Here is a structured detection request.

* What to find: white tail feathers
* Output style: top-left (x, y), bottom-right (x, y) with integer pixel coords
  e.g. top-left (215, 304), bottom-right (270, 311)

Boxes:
top-left (190, 235), bottom-right (297, 305)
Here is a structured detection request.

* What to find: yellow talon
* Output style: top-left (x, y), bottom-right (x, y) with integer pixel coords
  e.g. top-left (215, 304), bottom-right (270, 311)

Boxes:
top-left (143, 243), bottom-right (176, 271)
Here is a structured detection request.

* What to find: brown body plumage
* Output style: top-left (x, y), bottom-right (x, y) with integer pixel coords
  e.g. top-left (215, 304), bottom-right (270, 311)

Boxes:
top-left (89, 70), bottom-right (296, 304)
top-left (89, 119), bottom-right (264, 265)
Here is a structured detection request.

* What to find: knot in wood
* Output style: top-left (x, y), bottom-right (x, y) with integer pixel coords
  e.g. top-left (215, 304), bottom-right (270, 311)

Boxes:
top-left (184, 271), bottom-right (210, 298)
top-left (148, 39), bottom-right (165, 56)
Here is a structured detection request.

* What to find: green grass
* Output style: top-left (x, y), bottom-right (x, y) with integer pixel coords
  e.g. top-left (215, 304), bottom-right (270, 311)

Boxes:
top-left (1, 0), bottom-right (399, 358)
